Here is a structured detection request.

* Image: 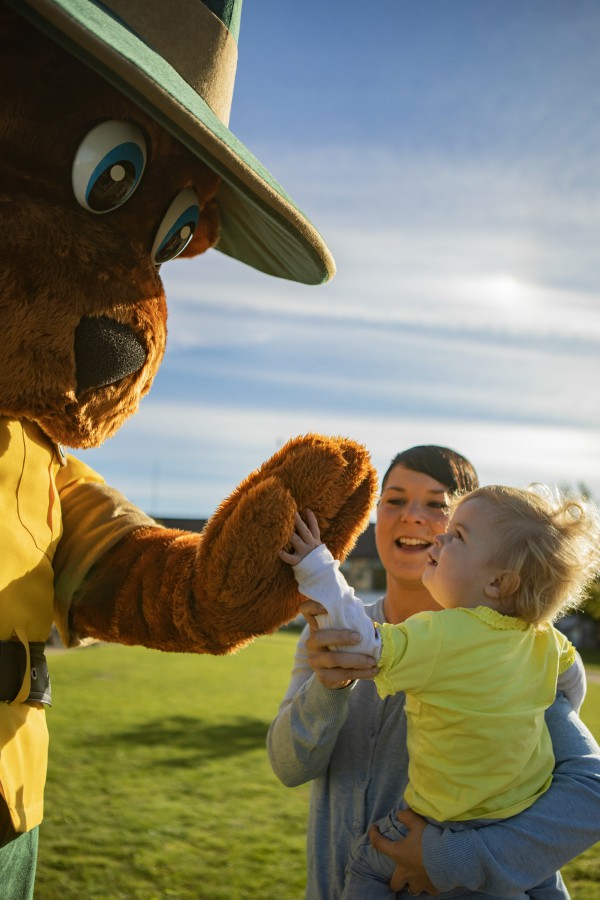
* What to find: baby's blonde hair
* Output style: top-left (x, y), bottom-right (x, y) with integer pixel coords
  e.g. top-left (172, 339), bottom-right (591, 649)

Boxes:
top-left (451, 485), bottom-right (600, 625)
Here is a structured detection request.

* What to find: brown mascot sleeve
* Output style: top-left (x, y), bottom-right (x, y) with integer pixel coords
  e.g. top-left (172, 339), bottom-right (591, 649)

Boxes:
top-left (62, 434), bottom-right (377, 655)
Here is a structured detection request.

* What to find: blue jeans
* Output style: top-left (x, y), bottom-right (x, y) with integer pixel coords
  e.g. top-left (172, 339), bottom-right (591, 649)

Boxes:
top-left (341, 805), bottom-right (569, 900)
top-left (342, 807), bottom-right (409, 899)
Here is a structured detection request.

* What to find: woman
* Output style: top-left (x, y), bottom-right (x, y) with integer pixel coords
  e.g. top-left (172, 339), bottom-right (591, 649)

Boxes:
top-left (267, 445), bottom-right (600, 899)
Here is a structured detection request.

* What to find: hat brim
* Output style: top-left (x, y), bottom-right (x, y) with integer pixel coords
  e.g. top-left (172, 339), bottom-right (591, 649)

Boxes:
top-left (9, 0), bottom-right (336, 285)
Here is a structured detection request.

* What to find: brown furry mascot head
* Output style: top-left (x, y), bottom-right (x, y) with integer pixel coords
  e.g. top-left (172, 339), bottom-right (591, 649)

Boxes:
top-left (0, 1), bottom-right (336, 448)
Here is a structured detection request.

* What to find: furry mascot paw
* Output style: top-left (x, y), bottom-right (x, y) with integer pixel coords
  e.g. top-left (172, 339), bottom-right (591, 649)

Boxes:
top-left (0, 0), bottom-right (374, 875)
top-left (69, 433), bottom-right (377, 655)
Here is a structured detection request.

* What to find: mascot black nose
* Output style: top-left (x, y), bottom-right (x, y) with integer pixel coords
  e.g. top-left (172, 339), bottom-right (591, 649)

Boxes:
top-left (74, 316), bottom-right (147, 394)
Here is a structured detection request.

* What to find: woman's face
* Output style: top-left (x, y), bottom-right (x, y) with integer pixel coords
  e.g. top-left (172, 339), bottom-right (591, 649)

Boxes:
top-left (375, 465), bottom-right (451, 584)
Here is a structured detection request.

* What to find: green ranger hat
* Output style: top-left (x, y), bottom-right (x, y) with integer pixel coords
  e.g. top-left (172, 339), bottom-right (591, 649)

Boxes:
top-left (8, 0), bottom-right (336, 285)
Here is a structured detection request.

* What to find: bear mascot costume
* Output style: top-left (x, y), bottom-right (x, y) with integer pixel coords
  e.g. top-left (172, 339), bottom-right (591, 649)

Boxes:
top-left (0, 0), bottom-right (377, 894)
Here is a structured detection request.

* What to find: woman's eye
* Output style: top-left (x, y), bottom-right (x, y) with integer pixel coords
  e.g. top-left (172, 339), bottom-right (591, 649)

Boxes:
top-left (151, 188), bottom-right (200, 264)
top-left (72, 121), bottom-right (147, 213)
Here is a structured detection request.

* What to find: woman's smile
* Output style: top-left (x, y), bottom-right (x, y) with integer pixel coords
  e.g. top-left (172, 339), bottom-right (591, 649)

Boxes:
top-left (394, 536), bottom-right (433, 553)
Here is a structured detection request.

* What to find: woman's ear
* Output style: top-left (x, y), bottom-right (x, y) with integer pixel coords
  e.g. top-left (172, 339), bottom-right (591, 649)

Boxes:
top-left (180, 198), bottom-right (220, 258)
top-left (484, 570), bottom-right (521, 601)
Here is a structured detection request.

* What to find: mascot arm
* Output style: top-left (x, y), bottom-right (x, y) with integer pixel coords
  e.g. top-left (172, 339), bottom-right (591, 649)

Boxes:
top-left (59, 435), bottom-right (377, 655)
top-left (53, 459), bottom-right (157, 647)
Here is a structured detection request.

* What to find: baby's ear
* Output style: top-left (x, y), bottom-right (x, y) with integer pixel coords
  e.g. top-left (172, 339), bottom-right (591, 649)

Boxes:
top-left (180, 198), bottom-right (220, 258)
top-left (485, 570), bottom-right (520, 600)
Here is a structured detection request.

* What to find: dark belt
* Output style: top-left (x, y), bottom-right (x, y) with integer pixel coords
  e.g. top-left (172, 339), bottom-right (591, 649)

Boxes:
top-left (0, 641), bottom-right (51, 705)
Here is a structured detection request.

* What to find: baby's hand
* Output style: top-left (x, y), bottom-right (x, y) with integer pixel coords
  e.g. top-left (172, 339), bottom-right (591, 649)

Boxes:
top-left (279, 509), bottom-right (322, 566)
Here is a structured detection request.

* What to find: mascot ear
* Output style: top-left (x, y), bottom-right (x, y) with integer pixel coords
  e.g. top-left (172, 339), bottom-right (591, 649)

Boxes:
top-left (180, 198), bottom-right (220, 258)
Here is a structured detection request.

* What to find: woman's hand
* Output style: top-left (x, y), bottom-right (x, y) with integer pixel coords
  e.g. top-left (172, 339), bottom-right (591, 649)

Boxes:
top-left (301, 599), bottom-right (379, 689)
top-left (369, 809), bottom-right (439, 896)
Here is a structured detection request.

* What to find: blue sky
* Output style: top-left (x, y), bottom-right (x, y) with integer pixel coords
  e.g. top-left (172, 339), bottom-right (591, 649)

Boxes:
top-left (79, 0), bottom-right (600, 518)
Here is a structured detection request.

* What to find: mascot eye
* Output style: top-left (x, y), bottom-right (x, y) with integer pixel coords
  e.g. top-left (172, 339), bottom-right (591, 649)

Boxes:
top-left (72, 120), bottom-right (147, 213)
top-left (151, 188), bottom-right (200, 264)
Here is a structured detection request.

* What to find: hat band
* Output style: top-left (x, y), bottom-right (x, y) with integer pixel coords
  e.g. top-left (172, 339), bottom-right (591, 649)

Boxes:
top-left (70, 0), bottom-right (238, 124)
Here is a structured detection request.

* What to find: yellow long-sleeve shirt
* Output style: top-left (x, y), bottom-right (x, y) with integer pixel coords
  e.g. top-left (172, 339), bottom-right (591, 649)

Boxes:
top-left (377, 606), bottom-right (576, 822)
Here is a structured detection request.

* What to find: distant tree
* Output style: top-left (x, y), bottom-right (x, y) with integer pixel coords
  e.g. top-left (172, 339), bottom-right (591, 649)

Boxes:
top-left (582, 575), bottom-right (600, 621)
top-left (559, 484), bottom-right (599, 623)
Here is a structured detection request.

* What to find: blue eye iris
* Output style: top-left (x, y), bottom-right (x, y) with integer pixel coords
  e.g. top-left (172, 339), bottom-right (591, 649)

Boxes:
top-left (72, 121), bottom-right (147, 214)
top-left (152, 188), bottom-right (200, 264)
top-left (85, 142), bottom-right (145, 212)
top-left (153, 206), bottom-right (199, 263)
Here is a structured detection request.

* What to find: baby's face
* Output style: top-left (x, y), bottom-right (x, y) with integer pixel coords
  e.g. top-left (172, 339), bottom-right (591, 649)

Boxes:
top-left (422, 498), bottom-right (500, 610)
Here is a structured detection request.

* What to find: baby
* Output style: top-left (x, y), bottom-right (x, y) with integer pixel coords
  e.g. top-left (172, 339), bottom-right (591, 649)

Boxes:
top-left (280, 484), bottom-right (600, 898)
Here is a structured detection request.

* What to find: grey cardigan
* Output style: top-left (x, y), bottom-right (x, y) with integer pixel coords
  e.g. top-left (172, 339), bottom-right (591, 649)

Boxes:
top-left (267, 598), bottom-right (600, 899)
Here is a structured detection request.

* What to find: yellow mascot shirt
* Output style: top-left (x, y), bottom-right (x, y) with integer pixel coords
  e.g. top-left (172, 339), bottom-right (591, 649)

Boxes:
top-left (0, 417), bottom-right (154, 832)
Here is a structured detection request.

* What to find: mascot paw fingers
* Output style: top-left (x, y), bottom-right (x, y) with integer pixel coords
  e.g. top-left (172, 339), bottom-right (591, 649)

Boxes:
top-left (263, 434), bottom-right (377, 561)
top-left (223, 433), bottom-right (376, 524)
top-left (191, 433), bottom-right (377, 636)
top-left (262, 434), bottom-right (373, 511)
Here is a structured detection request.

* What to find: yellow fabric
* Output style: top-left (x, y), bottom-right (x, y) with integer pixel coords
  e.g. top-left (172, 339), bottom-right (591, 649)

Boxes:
top-left (0, 704), bottom-right (48, 833)
top-left (54, 458), bottom-right (156, 647)
top-left (0, 417), bottom-right (154, 831)
top-left (0, 419), bottom-right (63, 642)
top-left (0, 418), bottom-right (62, 830)
top-left (376, 606), bottom-right (574, 822)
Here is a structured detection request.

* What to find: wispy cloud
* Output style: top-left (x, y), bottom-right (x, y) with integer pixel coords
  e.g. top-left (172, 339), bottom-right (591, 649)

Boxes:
top-left (78, 5), bottom-right (600, 517)
top-left (80, 399), bottom-right (600, 518)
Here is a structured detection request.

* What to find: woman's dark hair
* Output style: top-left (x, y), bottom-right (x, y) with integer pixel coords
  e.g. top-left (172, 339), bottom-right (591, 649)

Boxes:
top-left (381, 445), bottom-right (479, 495)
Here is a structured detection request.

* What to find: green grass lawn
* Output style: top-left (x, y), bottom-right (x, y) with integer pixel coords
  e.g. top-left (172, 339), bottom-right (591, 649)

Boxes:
top-left (35, 634), bottom-right (600, 899)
